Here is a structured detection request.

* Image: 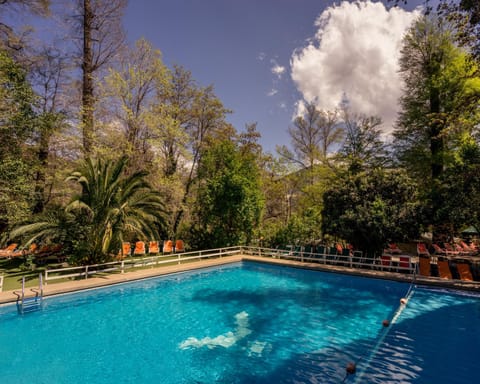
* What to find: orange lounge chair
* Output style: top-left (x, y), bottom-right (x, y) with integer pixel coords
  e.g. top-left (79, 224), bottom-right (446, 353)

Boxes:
top-left (33, 244), bottom-right (64, 262)
top-left (163, 240), bottom-right (173, 254)
top-left (133, 241), bottom-right (146, 256)
top-left (454, 243), bottom-right (466, 255)
top-left (335, 243), bottom-right (343, 255)
top-left (175, 239), bottom-right (185, 253)
top-left (122, 242), bottom-right (132, 257)
top-left (432, 243), bottom-right (448, 256)
top-left (419, 256), bottom-right (431, 276)
top-left (0, 243), bottom-right (18, 257)
top-left (459, 241), bottom-right (474, 255)
top-left (388, 243), bottom-right (402, 254)
top-left (437, 259), bottom-right (452, 279)
top-left (417, 243), bottom-right (430, 257)
top-left (148, 241), bottom-right (159, 254)
top-left (456, 263), bottom-right (473, 281)
top-left (24, 243), bottom-right (38, 256)
top-left (443, 243), bottom-right (460, 256)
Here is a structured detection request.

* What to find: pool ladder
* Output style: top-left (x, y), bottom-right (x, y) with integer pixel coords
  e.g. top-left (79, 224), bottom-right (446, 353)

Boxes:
top-left (14, 274), bottom-right (44, 314)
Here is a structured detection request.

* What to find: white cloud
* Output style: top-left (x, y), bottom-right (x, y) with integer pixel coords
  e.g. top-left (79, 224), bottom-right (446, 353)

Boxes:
top-left (290, 0), bottom-right (421, 133)
top-left (267, 88), bottom-right (278, 96)
top-left (257, 52), bottom-right (267, 61)
top-left (271, 60), bottom-right (286, 78)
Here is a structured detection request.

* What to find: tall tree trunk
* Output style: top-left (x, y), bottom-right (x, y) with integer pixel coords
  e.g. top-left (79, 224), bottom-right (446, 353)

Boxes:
top-left (429, 87), bottom-right (445, 242)
top-left (32, 130), bottom-right (50, 214)
top-left (82, 0), bottom-right (94, 154)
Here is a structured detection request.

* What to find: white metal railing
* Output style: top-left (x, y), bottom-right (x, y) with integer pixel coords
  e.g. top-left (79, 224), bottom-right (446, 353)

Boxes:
top-left (43, 245), bottom-right (416, 285)
top-left (0, 274), bottom-right (3, 292)
top-left (44, 246), bottom-right (243, 284)
top-left (242, 246), bottom-right (417, 274)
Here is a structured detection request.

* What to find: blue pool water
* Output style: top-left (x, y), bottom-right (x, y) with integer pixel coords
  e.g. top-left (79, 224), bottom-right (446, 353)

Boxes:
top-left (0, 262), bottom-right (479, 383)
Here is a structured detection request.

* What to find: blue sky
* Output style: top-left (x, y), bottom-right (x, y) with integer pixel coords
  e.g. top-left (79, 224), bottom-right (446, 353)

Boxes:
top-left (124, 0), bottom-right (431, 153)
top-left (4, 0), bottom-right (433, 153)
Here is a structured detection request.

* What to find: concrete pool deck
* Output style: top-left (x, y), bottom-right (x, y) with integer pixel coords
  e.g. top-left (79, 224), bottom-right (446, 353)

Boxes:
top-left (1, 255), bottom-right (480, 305)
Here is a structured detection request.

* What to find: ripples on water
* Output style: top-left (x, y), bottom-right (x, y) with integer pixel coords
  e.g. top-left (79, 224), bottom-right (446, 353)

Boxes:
top-left (0, 263), bottom-right (479, 383)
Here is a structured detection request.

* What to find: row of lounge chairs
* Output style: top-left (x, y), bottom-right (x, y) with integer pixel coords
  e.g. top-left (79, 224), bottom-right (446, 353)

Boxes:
top-left (121, 240), bottom-right (185, 258)
top-left (0, 243), bottom-right (63, 261)
top-left (418, 255), bottom-right (475, 281)
top-left (416, 241), bottom-right (478, 280)
top-left (417, 241), bottom-right (478, 257)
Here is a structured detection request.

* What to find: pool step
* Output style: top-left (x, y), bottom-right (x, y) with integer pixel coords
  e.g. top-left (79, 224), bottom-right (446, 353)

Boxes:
top-left (19, 297), bottom-right (43, 313)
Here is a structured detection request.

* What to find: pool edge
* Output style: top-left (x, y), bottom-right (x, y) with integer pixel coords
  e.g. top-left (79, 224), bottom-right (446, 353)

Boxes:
top-left (2, 254), bottom-right (479, 305)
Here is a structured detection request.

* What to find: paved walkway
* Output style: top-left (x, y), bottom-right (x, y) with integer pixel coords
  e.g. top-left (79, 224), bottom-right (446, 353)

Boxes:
top-left (1, 255), bottom-right (479, 305)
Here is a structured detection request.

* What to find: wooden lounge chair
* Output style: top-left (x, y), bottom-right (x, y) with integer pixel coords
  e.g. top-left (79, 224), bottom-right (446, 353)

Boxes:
top-left (419, 256), bottom-right (431, 276)
top-left (163, 240), bottom-right (173, 254)
top-left (437, 259), bottom-right (452, 279)
top-left (148, 241), bottom-right (159, 254)
top-left (456, 263), bottom-right (473, 281)
top-left (133, 241), bottom-right (146, 256)
top-left (174, 239), bottom-right (185, 253)
top-left (417, 243), bottom-right (430, 257)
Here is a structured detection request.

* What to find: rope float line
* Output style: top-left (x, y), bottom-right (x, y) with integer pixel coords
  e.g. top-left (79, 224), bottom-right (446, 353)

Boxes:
top-left (341, 271), bottom-right (418, 383)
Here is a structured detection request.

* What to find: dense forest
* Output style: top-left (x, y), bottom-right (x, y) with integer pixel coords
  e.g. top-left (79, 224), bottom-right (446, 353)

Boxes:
top-left (1, 0), bottom-right (480, 264)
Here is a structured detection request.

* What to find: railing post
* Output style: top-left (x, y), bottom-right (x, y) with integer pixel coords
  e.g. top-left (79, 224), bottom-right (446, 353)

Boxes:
top-left (121, 260), bottom-right (124, 273)
top-left (21, 276), bottom-right (25, 303)
top-left (85, 265), bottom-right (89, 279)
top-left (39, 273), bottom-right (43, 297)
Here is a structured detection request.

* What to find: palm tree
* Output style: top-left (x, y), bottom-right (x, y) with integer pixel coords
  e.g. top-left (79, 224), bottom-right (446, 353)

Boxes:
top-left (66, 156), bottom-right (167, 263)
top-left (11, 156), bottom-right (167, 264)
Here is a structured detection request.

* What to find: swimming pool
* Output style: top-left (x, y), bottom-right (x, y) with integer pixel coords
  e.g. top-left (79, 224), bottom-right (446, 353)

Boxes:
top-left (0, 262), bottom-right (478, 383)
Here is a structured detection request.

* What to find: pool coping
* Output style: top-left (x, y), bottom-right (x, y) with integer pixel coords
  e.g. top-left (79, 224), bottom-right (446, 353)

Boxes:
top-left (1, 255), bottom-right (479, 305)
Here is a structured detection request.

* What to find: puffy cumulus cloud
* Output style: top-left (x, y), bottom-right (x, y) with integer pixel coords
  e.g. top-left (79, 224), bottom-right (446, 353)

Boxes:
top-left (290, 0), bottom-right (421, 133)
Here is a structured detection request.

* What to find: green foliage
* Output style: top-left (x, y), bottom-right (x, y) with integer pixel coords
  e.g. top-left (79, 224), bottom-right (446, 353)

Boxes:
top-left (338, 113), bottom-right (389, 175)
top-left (0, 158), bottom-right (35, 230)
top-left (428, 135), bottom-right (480, 237)
top-left (394, 16), bottom-right (480, 181)
top-left (322, 169), bottom-right (422, 253)
top-left (0, 50), bottom-right (36, 157)
top-left (264, 210), bottom-right (322, 248)
top-left (9, 205), bottom-right (83, 260)
top-left (10, 156), bottom-right (167, 264)
top-left (191, 140), bottom-right (264, 249)
top-left (66, 156), bottom-right (167, 263)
